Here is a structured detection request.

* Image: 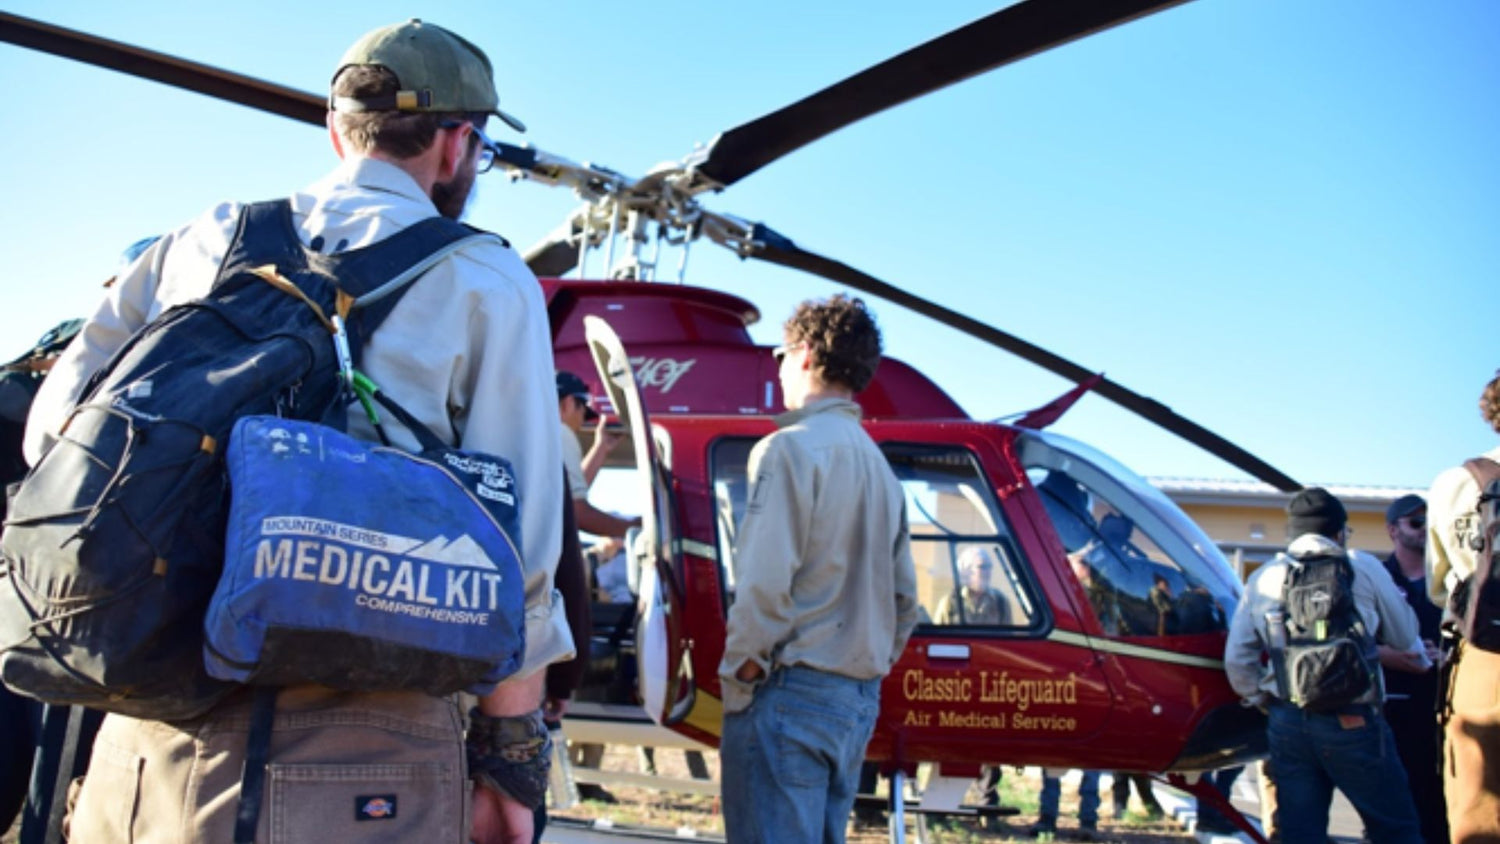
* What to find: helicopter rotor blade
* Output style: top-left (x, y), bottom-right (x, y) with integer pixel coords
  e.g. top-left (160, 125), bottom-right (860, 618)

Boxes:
top-left (689, 0), bottom-right (1192, 191)
top-left (746, 223), bottom-right (1300, 492)
top-left (524, 222), bottom-right (586, 277)
top-left (0, 11), bottom-right (327, 127)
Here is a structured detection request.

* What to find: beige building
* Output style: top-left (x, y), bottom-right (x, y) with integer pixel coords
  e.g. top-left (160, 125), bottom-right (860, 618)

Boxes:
top-left (1152, 478), bottom-right (1426, 578)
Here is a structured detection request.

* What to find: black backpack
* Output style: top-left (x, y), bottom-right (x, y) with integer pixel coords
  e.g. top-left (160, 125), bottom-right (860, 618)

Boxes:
top-left (0, 200), bottom-right (491, 721)
top-left (1450, 458), bottom-right (1500, 651)
top-left (1274, 551), bottom-right (1378, 711)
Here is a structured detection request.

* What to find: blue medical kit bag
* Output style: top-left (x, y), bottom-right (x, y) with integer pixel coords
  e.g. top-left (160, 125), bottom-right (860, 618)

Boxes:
top-left (204, 406), bottom-right (526, 696)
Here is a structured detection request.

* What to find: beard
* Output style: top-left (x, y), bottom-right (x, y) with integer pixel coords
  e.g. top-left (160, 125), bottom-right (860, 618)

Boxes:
top-left (1398, 531), bottom-right (1425, 553)
top-left (431, 164), bottom-right (477, 221)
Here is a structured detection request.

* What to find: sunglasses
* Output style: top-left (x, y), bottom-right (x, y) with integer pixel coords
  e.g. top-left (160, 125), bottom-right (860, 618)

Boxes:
top-left (772, 342), bottom-right (805, 365)
top-left (1403, 516), bottom-right (1426, 529)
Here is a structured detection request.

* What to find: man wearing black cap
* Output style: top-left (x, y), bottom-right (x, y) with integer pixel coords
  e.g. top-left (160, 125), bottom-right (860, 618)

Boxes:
top-left (29, 20), bottom-right (563, 844)
top-left (556, 371), bottom-right (639, 540)
top-left (1378, 494), bottom-right (1447, 843)
top-left (1224, 488), bottom-right (1425, 843)
top-left (553, 370), bottom-right (634, 803)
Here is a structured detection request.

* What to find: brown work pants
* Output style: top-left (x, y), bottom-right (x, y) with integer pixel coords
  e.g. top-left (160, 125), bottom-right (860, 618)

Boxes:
top-left (67, 687), bottom-right (468, 843)
top-left (1446, 642), bottom-right (1500, 844)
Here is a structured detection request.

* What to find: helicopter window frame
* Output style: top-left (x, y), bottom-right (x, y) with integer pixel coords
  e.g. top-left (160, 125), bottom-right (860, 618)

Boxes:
top-left (708, 436), bottom-right (1049, 637)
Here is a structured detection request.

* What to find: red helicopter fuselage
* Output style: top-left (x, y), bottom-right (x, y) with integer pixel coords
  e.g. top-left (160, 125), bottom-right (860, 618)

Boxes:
top-left (545, 278), bottom-right (1263, 777)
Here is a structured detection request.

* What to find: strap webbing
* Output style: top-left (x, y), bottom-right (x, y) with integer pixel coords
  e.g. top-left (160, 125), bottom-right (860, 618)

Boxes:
top-left (233, 687), bottom-right (280, 844)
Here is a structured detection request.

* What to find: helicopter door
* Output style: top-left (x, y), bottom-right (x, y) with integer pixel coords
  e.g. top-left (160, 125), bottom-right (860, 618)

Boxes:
top-left (583, 316), bottom-right (694, 726)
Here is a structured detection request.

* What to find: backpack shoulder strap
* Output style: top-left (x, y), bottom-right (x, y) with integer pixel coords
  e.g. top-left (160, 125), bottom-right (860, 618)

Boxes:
top-left (214, 200), bottom-right (307, 286)
top-left (317, 219), bottom-right (506, 347)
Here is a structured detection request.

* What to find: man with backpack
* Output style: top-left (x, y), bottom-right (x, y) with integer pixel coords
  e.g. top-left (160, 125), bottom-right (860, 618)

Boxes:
top-left (20, 20), bottom-right (564, 844)
top-left (1426, 368), bottom-right (1500, 844)
top-left (1224, 487), bottom-right (1425, 843)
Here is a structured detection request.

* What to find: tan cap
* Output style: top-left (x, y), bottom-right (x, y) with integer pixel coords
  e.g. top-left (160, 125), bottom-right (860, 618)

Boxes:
top-left (331, 19), bottom-right (525, 133)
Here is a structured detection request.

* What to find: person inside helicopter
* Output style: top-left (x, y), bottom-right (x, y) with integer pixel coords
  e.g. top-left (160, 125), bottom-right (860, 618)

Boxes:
top-left (1039, 472), bottom-right (1128, 635)
top-left (935, 545), bottom-right (1015, 626)
top-left (1036, 469), bottom-right (1223, 637)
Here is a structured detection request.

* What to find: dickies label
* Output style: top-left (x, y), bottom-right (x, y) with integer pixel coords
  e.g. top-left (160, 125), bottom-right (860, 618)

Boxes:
top-left (355, 794), bottom-right (398, 821)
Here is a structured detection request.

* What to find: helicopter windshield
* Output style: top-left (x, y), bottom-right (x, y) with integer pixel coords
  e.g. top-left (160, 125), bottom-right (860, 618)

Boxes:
top-left (1017, 430), bottom-right (1239, 637)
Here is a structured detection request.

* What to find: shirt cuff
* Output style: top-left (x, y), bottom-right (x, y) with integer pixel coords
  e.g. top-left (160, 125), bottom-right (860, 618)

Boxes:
top-left (515, 588), bottom-right (577, 679)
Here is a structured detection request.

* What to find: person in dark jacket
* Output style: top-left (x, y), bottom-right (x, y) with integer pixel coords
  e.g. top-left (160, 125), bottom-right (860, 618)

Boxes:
top-left (1378, 494), bottom-right (1447, 843)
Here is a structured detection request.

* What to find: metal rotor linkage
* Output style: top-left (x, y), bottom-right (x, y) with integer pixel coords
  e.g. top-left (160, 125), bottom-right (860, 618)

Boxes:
top-left (503, 142), bottom-right (752, 281)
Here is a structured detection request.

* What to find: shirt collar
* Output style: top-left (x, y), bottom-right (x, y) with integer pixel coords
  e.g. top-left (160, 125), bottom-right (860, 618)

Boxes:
top-left (310, 156), bottom-right (437, 212)
top-left (775, 396), bottom-right (862, 429)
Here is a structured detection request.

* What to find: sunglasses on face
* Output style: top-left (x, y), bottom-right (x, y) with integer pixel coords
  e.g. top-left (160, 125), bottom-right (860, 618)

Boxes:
top-left (1403, 516), bottom-right (1426, 529)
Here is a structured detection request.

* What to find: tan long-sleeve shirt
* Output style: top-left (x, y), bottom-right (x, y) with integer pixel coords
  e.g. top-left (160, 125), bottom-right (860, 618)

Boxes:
top-left (718, 397), bottom-right (918, 713)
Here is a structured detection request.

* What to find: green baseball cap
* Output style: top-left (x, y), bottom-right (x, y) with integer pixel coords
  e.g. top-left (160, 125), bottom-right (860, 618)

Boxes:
top-left (331, 19), bottom-right (525, 133)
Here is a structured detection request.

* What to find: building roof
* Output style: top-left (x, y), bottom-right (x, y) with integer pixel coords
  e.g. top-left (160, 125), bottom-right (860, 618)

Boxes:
top-left (1148, 477), bottom-right (1427, 512)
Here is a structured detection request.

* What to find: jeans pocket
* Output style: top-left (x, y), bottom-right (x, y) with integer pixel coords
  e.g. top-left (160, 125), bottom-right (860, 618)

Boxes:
top-left (773, 697), bottom-right (859, 789)
top-left (267, 761), bottom-right (462, 844)
top-left (67, 740), bottom-right (143, 843)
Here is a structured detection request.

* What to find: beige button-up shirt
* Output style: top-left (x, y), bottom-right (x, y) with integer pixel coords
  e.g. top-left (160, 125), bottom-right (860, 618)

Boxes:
top-left (719, 397), bottom-right (918, 713)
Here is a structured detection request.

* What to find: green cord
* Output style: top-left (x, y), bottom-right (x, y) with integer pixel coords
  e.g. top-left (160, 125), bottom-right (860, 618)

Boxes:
top-left (351, 370), bottom-right (380, 426)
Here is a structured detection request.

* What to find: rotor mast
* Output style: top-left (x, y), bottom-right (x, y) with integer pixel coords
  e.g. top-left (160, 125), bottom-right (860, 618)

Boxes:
top-left (501, 146), bottom-right (752, 282)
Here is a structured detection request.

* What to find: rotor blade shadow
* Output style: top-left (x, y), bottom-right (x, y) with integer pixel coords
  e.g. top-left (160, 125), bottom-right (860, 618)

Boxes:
top-left (747, 223), bottom-right (1299, 492)
top-left (692, 0), bottom-right (1192, 190)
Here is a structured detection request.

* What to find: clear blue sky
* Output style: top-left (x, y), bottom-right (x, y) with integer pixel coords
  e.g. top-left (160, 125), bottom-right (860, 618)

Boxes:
top-left (1, 0), bottom-right (1495, 490)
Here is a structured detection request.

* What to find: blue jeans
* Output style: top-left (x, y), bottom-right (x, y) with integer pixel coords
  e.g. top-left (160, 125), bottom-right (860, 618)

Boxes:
top-left (1267, 701), bottom-right (1422, 844)
top-left (721, 666), bottom-right (881, 844)
top-left (1040, 769), bottom-right (1101, 826)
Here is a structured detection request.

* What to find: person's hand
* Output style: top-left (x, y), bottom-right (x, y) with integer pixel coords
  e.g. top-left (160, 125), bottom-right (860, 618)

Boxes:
top-left (735, 661), bottom-right (765, 683)
top-left (593, 417), bottom-right (624, 452)
top-left (470, 783), bottom-right (533, 844)
top-left (542, 696), bottom-right (569, 720)
top-left (1422, 639), bottom-right (1441, 665)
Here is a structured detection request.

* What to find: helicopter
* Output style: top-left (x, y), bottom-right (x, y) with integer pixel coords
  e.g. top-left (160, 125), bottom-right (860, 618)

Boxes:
top-left (4, 2), bottom-right (1476, 841)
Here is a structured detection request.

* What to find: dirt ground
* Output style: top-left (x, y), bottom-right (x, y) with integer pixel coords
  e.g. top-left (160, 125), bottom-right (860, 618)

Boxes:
top-left (548, 745), bottom-right (1198, 843)
top-left (3, 748), bottom-right (1200, 843)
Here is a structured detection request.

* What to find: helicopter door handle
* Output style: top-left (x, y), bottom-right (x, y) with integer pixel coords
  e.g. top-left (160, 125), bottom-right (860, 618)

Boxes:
top-left (927, 643), bottom-right (970, 661)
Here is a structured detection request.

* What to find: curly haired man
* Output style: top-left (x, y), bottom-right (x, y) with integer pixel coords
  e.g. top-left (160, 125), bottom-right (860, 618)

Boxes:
top-left (718, 295), bottom-right (919, 843)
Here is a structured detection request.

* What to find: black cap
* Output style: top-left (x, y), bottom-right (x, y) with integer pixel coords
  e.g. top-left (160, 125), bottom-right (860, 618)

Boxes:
top-left (1287, 487), bottom-right (1348, 540)
top-left (555, 371), bottom-right (599, 422)
top-left (1385, 494), bottom-right (1426, 525)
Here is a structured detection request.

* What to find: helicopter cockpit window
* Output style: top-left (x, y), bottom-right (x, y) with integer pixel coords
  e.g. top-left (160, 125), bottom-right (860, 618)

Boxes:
top-left (708, 438), bottom-right (1041, 632)
top-left (884, 444), bottom-right (1039, 632)
top-left (1019, 431), bottom-right (1238, 637)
